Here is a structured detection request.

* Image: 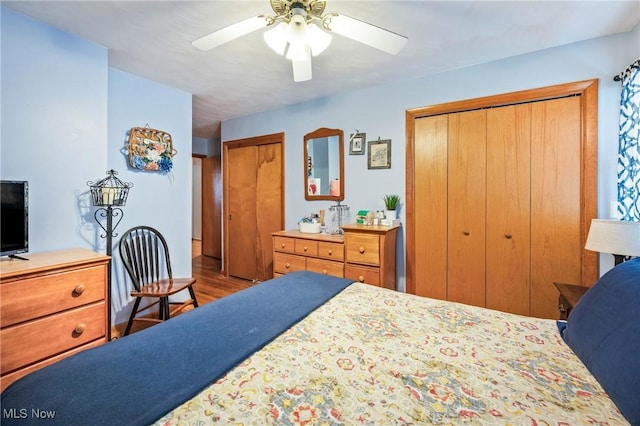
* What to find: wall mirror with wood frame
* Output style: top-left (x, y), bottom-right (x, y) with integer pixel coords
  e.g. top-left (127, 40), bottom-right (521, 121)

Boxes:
top-left (304, 127), bottom-right (344, 201)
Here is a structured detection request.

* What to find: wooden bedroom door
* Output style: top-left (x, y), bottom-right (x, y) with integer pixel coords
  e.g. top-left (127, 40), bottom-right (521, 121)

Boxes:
top-left (202, 156), bottom-right (222, 259)
top-left (224, 133), bottom-right (284, 282)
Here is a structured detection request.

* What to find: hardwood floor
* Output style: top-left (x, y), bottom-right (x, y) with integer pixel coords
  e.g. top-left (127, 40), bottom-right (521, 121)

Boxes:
top-left (112, 239), bottom-right (254, 338)
top-left (190, 239), bottom-right (255, 304)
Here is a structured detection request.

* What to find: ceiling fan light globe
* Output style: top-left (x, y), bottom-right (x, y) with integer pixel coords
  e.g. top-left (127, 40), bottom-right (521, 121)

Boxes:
top-left (264, 22), bottom-right (288, 55)
top-left (307, 23), bottom-right (332, 56)
top-left (287, 17), bottom-right (309, 45)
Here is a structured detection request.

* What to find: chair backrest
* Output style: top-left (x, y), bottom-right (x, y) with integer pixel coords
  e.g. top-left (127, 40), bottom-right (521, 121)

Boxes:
top-left (119, 226), bottom-right (173, 291)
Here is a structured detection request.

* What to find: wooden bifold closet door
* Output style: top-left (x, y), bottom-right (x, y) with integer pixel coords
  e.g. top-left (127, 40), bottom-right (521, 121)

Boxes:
top-left (224, 133), bottom-right (284, 282)
top-left (407, 81), bottom-right (597, 319)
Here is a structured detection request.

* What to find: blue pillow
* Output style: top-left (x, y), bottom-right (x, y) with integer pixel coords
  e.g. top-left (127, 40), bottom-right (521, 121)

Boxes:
top-left (561, 257), bottom-right (640, 425)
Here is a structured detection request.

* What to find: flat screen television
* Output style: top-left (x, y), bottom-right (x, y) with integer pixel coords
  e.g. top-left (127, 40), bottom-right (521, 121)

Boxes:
top-left (1, 180), bottom-right (29, 258)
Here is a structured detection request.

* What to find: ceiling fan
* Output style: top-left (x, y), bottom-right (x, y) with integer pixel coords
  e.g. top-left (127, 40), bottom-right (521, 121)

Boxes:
top-left (192, 0), bottom-right (408, 82)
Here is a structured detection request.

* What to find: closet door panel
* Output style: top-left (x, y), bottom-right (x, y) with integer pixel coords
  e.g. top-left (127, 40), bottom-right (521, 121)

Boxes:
top-left (447, 110), bottom-right (486, 307)
top-left (413, 115), bottom-right (449, 299)
top-left (530, 96), bottom-right (582, 319)
top-left (486, 104), bottom-right (532, 316)
top-left (227, 146), bottom-right (258, 280)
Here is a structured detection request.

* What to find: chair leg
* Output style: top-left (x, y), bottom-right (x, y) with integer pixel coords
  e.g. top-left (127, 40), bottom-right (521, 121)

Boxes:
top-left (160, 297), bottom-right (170, 321)
top-left (188, 286), bottom-right (199, 308)
top-left (124, 297), bottom-right (142, 336)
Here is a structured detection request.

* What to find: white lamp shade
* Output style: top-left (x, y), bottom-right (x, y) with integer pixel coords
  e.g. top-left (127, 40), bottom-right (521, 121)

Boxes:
top-left (585, 219), bottom-right (640, 256)
top-left (307, 23), bottom-right (332, 56)
top-left (264, 22), bottom-right (288, 55)
top-left (265, 18), bottom-right (331, 62)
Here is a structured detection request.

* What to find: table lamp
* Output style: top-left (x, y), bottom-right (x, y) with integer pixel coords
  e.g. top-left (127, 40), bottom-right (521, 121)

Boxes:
top-left (585, 219), bottom-right (640, 265)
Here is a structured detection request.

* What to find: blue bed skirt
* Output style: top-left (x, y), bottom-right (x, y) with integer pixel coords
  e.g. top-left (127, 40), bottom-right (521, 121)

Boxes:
top-left (1, 271), bottom-right (353, 425)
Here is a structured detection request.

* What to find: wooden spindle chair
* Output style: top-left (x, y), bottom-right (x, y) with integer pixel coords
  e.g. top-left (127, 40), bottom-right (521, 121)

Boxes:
top-left (118, 226), bottom-right (198, 336)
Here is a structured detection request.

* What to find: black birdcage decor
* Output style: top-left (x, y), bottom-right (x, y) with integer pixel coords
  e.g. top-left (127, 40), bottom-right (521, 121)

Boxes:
top-left (87, 169), bottom-right (133, 341)
top-left (88, 169), bottom-right (132, 207)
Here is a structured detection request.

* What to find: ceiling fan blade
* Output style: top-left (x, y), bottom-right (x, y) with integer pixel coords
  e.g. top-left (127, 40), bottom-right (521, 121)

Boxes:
top-left (325, 14), bottom-right (407, 55)
top-left (292, 56), bottom-right (312, 82)
top-left (192, 16), bottom-right (269, 51)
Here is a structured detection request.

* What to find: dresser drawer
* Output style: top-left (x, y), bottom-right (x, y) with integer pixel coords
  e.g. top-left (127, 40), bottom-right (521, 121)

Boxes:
top-left (295, 239), bottom-right (318, 257)
top-left (318, 241), bottom-right (344, 262)
top-left (1, 339), bottom-right (103, 392)
top-left (273, 252), bottom-right (306, 275)
top-left (1, 302), bottom-right (106, 374)
top-left (1, 265), bottom-right (106, 327)
top-left (345, 264), bottom-right (381, 286)
top-left (306, 258), bottom-right (344, 278)
top-left (273, 236), bottom-right (295, 253)
top-left (345, 234), bottom-right (380, 266)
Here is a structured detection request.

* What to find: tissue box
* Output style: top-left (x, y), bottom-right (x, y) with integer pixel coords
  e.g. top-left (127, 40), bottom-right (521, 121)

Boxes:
top-left (299, 222), bottom-right (321, 234)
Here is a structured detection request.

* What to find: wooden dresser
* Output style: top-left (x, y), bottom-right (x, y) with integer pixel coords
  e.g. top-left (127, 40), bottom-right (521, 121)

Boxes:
top-left (0, 248), bottom-right (110, 391)
top-left (272, 224), bottom-right (399, 290)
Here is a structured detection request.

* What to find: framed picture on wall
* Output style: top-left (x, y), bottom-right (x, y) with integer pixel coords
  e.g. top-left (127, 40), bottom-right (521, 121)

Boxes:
top-left (349, 132), bottom-right (366, 155)
top-left (368, 139), bottom-right (391, 169)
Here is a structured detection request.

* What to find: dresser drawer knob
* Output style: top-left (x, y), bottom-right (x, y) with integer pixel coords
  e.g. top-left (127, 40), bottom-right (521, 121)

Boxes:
top-left (74, 323), bottom-right (87, 335)
top-left (322, 270), bottom-right (328, 275)
top-left (505, 233), bottom-right (512, 239)
top-left (281, 243), bottom-right (286, 248)
top-left (303, 246), bottom-right (308, 252)
top-left (358, 275), bottom-right (365, 282)
top-left (328, 250), bottom-right (333, 255)
top-left (359, 247), bottom-right (365, 254)
top-left (463, 230), bottom-right (470, 236)
top-left (73, 284), bottom-right (86, 295)
top-left (285, 262), bottom-right (291, 269)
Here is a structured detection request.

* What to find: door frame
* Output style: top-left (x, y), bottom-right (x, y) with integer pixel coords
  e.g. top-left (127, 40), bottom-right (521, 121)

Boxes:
top-left (405, 79), bottom-right (599, 294)
top-left (223, 132), bottom-right (285, 278)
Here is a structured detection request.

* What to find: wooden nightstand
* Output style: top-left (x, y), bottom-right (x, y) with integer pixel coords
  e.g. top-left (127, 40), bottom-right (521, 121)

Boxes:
top-left (553, 282), bottom-right (590, 320)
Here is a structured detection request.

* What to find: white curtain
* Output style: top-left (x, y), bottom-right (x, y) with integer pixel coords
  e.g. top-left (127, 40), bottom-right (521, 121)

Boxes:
top-left (617, 59), bottom-right (640, 221)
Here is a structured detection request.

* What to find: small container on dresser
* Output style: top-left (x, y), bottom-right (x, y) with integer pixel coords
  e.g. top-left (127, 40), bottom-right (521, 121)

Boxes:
top-left (0, 248), bottom-right (110, 391)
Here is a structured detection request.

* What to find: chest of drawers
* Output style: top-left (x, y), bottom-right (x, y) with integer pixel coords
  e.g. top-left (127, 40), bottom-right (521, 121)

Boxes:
top-left (273, 231), bottom-right (345, 277)
top-left (272, 224), bottom-right (399, 290)
top-left (0, 248), bottom-right (110, 391)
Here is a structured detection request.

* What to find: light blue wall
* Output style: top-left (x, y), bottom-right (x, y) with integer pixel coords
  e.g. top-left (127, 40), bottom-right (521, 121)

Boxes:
top-left (1, 7), bottom-right (193, 327)
top-left (192, 137), bottom-right (209, 156)
top-left (107, 68), bottom-right (192, 324)
top-left (223, 23), bottom-right (640, 289)
top-left (1, 7), bottom-right (108, 251)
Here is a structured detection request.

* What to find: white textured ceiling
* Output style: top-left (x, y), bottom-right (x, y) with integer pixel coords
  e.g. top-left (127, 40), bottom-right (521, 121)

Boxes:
top-left (4, 1), bottom-right (639, 139)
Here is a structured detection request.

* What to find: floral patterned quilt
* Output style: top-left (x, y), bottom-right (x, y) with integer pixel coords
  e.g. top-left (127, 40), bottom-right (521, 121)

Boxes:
top-left (154, 283), bottom-right (627, 425)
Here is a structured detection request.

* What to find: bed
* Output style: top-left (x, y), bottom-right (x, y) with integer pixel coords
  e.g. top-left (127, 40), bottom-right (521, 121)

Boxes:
top-left (2, 259), bottom-right (639, 425)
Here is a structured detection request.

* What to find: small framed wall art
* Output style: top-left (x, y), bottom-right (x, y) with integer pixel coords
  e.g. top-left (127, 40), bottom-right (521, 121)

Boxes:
top-left (349, 132), bottom-right (366, 155)
top-left (368, 139), bottom-right (391, 169)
